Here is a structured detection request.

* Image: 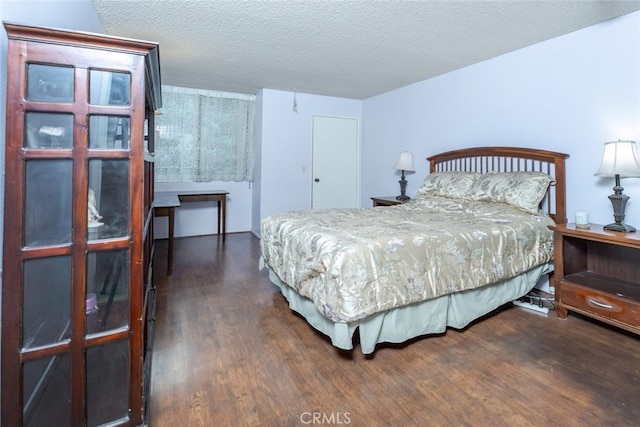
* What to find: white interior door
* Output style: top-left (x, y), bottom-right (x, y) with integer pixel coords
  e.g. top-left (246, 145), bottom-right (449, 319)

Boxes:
top-left (312, 115), bottom-right (358, 209)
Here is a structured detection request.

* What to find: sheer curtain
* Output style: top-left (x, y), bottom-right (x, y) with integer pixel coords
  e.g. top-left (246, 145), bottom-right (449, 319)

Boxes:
top-left (155, 85), bottom-right (255, 182)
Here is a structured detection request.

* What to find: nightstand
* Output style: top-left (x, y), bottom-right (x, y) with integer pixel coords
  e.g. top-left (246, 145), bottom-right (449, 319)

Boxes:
top-left (371, 196), bottom-right (408, 207)
top-left (549, 223), bottom-right (640, 335)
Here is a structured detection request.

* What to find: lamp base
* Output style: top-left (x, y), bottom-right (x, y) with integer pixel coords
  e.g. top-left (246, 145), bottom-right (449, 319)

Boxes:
top-left (604, 177), bottom-right (635, 232)
top-left (397, 175), bottom-right (410, 201)
top-left (603, 222), bottom-right (636, 233)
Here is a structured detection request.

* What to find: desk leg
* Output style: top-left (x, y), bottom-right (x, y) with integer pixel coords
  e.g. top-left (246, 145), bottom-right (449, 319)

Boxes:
top-left (221, 196), bottom-right (226, 241)
top-left (167, 207), bottom-right (175, 275)
top-left (216, 200), bottom-right (221, 238)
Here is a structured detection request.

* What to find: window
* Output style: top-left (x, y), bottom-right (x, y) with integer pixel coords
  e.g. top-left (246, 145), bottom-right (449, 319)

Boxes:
top-left (154, 85), bottom-right (254, 182)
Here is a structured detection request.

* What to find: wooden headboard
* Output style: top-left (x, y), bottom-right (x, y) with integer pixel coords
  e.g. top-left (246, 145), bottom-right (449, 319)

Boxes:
top-left (427, 146), bottom-right (569, 224)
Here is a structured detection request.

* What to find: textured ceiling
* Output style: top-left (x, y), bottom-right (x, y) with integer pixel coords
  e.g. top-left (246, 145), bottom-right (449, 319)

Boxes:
top-left (91, 0), bottom-right (640, 99)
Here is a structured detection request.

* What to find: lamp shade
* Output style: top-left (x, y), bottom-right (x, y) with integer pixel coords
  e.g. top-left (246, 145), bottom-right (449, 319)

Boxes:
top-left (595, 140), bottom-right (640, 177)
top-left (394, 151), bottom-right (415, 172)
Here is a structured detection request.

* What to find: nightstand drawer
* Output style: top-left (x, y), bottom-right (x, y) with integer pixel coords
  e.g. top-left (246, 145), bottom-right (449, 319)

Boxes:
top-left (559, 281), bottom-right (640, 327)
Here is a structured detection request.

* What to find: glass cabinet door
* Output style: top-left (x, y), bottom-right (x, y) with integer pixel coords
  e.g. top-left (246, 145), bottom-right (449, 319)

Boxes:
top-left (3, 23), bottom-right (159, 426)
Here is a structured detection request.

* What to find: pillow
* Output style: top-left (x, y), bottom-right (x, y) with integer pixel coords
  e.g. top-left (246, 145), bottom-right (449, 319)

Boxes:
top-left (415, 171), bottom-right (481, 199)
top-left (469, 171), bottom-right (555, 214)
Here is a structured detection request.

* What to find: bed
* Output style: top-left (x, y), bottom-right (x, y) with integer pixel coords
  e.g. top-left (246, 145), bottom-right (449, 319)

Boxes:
top-left (259, 147), bottom-right (569, 354)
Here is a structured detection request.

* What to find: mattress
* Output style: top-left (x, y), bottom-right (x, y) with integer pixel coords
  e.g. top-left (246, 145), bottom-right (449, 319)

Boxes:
top-left (260, 195), bottom-right (555, 324)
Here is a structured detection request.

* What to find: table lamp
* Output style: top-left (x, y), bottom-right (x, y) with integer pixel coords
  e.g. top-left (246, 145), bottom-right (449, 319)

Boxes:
top-left (394, 151), bottom-right (415, 201)
top-left (594, 140), bottom-right (640, 232)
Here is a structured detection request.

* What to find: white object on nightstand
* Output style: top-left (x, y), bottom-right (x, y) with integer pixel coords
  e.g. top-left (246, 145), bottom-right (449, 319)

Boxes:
top-left (575, 211), bottom-right (589, 229)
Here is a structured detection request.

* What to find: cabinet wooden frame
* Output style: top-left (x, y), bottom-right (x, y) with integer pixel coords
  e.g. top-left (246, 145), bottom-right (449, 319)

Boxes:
top-left (2, 22), bottom-right (161, 426)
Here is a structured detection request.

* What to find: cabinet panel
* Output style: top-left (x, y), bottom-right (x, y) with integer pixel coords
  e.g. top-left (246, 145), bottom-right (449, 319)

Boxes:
top-left (23, 256), bottom-right (72, 349)
top-left (26, 63), bottom-right (74, 103)
top-left (89, 69), bottom-right (131, 106)
top-left (25, 113), bottom-right (74, 148)
top-left (23, 353), bottom-right (71, 426)
top-left (89, 115), bottom-right (130, 149)
top-left (86, 249), bottom-right (129, 335)
top-left (88, 159), bottom-right (130, 240)
top-left (587, 242), bottom-right (640, 284)
top-left (24, 159), bottom-right (72, 247)
top-left (86, 340), bottom-right (129, 426)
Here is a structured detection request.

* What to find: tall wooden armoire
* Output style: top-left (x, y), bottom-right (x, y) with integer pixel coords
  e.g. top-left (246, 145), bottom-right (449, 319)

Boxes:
top-left (2, 22), bottom-right (161, 426)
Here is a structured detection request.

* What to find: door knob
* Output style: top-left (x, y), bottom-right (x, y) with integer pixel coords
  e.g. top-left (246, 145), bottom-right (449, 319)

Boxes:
top-left (314, 178), bottom-right (320, 182)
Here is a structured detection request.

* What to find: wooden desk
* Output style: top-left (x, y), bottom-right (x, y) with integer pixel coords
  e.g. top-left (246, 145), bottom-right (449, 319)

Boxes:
top-left (154, 190), bottom-right (229, 276)
top-left (176, 190), bottom-right (228, 241)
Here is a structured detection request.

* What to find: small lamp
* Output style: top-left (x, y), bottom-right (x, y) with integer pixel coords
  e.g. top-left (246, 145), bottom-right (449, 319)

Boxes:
top-left (594, 140), bottom-right (640, 232)
top-left (394, 151), bottom-right (415, 201)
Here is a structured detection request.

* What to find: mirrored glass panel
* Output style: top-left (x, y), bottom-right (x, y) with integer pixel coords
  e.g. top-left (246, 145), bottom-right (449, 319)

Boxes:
top-left (23, 256), bottom-right (72, 349)
top-left (23, 353), bottom-right (71, 426)
top-left (88, 159), bottom-right (130, 240)
top-left (25, 112), bottom-right (73, 149)
top-left (89, 115), bottom-right (130, 149)
top-left (86, 249), bottom-right (129, 335)
top-left (87, 340), bottom-right (129, 426)
top-left (26, 63), bottom-right (74, 103)
top-left (25, 159), bottom-right (73, 247)
top-left (89, 70), bottom-right (130, 106)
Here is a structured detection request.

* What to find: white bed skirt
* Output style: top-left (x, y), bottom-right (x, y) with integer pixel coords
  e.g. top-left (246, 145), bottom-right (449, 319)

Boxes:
top-left (260, 257), bottom-right (552, 354)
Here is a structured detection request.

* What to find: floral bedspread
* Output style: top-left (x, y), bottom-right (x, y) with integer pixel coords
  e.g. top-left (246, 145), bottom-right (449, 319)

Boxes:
top-left (260, 196), bottom-right (555, 323)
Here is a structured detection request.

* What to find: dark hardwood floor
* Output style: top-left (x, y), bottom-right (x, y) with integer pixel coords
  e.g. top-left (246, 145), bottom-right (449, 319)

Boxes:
top-left (149, 233), bottom-right (640, 426)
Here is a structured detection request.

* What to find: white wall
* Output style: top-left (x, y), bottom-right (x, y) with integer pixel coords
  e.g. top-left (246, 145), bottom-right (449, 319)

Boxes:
top-left (252, 89), bottom-right (362, 235)
top-left (251, 90), bottom-right (264, 236)
top-left (362, 11), bottom-right (640, 229)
